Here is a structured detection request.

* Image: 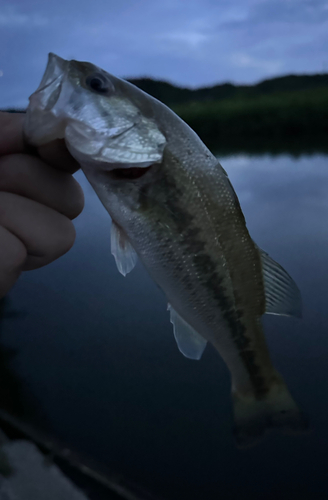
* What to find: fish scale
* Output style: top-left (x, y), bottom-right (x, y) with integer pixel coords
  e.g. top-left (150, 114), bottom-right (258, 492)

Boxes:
top-left (103, 150), bottom-right (276, 396)
top-left (24, 53), bottom-right (308, 447)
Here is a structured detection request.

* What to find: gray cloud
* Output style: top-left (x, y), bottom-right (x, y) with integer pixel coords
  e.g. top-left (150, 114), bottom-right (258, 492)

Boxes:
top-left (250, 0), bottom-right (328, 25)
top-left (0, 0), bottom-right (327, 108)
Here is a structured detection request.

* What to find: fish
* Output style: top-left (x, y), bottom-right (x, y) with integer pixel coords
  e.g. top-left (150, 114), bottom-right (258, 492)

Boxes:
top-left (24, 53), bottom-right (309, 447)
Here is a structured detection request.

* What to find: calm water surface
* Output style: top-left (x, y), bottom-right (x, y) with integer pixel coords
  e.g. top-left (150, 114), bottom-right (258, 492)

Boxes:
top-left (1, 153), bottom-right (328, 499)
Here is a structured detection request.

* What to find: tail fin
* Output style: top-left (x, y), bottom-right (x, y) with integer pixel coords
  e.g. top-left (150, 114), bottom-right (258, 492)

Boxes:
top-left (232, 380), bottom-right (309, 448)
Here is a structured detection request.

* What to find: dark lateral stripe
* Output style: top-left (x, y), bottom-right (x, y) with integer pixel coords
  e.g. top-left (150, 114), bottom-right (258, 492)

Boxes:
top-left (140, 162), bottom-right (269, 397)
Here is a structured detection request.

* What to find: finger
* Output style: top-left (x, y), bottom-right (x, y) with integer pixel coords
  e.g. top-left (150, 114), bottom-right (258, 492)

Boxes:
top-left (0, 226), bottom-right (27, 298)
top-left (0, 112), bottom-right (81, 174)
top-left (0, 154), bottom-right (84, 220)
top-left (37, 139), bottom-right (81, 174)
top-left (0, 192), bottom-right (76, 271)
top-left (0, 112), bottom-right (26, 156)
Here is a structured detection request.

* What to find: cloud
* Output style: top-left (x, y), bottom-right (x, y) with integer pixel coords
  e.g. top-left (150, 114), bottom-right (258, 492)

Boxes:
top-left (0, 6), bottom-right (48, 27)
top-left (0, 0), bottom-right (327, 108)
top-left (251, 0), bottom-right (328, 25)
top-left (157, 31), bottom-right (209, 49)
top-left (231, 53), bottom-right (283, 73)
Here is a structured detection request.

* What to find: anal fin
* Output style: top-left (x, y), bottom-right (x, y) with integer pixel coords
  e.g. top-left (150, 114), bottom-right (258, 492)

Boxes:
top-left (168, 304), bottom-right (207, 360)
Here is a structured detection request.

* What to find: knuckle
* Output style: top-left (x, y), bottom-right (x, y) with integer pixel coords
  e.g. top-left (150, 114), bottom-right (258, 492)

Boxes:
top-left (68, 181), bottom-right (85, 219)
top-left (0, 226), bottom-right (27, 273)
top-left (0, 191), bottom-right (11, 219)
top-left (0, 155), bottom-right (14, 184)
top-left (55, 219), bottom-right (76, 257)
top-left (8, 239), bottom-right (27, 272)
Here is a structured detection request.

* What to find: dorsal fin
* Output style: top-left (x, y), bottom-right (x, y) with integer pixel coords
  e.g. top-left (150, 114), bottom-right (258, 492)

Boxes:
top-left (259, 248), bottom-right (302, 318)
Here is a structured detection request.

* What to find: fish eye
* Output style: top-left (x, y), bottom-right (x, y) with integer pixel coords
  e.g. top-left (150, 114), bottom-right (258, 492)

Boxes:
top-left (85, 73), bottom-right (111, 93)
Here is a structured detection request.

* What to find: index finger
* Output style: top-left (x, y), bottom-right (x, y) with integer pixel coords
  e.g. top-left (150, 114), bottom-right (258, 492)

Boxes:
top-left (0, 112), bottom-right (26, 155)
top-left (37, 139), bottom-right (80, 174)
top-left (0, 111), bottom-right (80, 174)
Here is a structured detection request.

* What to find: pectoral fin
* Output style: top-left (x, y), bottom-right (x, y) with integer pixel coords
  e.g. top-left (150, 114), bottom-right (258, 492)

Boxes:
top-left (259, 248), bottom-right (302, 318)
top-left (111, 221), bottom-right (138, 276)
top-left (168, 304), bottom-right (207, 360)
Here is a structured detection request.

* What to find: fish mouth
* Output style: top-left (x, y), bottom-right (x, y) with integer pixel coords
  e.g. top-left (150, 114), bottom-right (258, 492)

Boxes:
top-left (36, 53), bottom-right (68, 92)
top-left (24, 53), bottom-right (71, 145)
top-left (36, 75), bottom-right (62, 99)
top-left (109, 165), bottom-right (153, 179)
top-left (25, 52), bottom-right (136, 151)
top-left (34, 53), bottom-right (68, 107)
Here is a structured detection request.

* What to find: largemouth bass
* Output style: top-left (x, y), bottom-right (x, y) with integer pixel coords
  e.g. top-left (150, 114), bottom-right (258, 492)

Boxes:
top-left (24, 53), bottom-right (308, 446)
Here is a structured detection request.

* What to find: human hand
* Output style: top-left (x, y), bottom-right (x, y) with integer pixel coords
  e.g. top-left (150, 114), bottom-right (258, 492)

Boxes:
top-left (0, 112), bottom-right (84, 299)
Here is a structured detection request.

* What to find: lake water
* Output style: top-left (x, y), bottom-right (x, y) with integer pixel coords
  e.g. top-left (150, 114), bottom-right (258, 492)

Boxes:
top-left (1, 153), bottom-right (328, 499)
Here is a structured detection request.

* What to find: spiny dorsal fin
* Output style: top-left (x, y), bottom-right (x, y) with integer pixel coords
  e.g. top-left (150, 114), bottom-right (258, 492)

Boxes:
top-left (259, 248), bottom-right (302, 318)
top-left (168, 304), bottom-right (207, 360)
top-left (111, 221), bottom-right (138, 276)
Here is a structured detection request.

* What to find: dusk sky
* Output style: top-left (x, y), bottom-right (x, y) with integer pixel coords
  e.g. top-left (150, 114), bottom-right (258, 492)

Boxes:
top-left (1, 0), bottom-right (328, 108)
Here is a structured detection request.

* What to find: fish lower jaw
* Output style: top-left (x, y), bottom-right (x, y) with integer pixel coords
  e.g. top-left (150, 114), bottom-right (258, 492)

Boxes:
top-left (24, 108), bottom-right (67, 146)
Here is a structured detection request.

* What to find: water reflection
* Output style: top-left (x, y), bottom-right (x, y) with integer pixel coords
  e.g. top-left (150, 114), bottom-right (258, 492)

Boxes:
top-left (1, 153), bottom-right (328, 499)
top-left (0, 298), bottom-right (42, 421)
top-left (213, 134), bottom-right (328, 158)
top-left (0, 298), bottom-right (26, 416)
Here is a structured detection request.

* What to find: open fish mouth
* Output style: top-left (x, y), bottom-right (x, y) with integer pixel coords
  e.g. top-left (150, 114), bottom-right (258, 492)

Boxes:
top-left (24, 54), bottom-right (70, 145)
top-left (31, 53), bottom-right (69, 113)
top-left (36, 53), bottom-right (68, 91)
top-left (37, 75), bottom-right (61, 94)
top-left (109, 165), bottom-right (153, 179)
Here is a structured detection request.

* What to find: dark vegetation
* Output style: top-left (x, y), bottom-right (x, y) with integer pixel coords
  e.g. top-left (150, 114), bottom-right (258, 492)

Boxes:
top-left (129, 73), bottom-right (328, 155)
top-left (4, 73), bottom-right (328, 155)
top-left (129, 73), bottom-right (328, 105)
